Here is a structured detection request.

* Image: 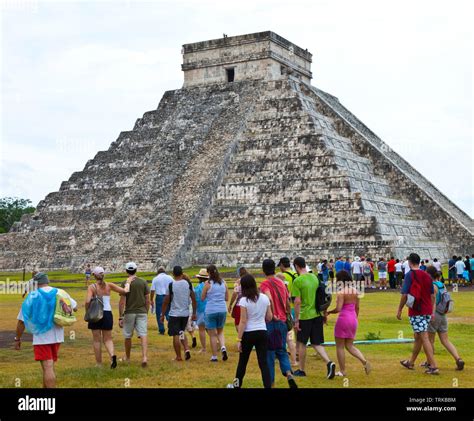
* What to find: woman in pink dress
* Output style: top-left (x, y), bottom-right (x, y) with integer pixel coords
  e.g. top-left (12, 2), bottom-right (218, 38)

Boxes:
top-left (327, 270), bottom-right (371, 376)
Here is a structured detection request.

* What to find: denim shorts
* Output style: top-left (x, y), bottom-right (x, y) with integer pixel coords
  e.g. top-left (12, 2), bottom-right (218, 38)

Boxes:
top-left (204, 312), bottom-right (227, 329)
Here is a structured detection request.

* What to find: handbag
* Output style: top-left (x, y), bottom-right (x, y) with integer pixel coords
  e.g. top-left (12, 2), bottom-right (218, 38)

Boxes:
top-left (270, 278), bottom-right (294, 332)
top-left (84, 284), bottom-right (104, 323)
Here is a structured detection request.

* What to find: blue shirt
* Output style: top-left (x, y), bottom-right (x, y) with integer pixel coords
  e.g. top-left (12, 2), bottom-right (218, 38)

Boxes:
top-left (334, 260), bottom-right (344, 272)
top-left (194, 282), bottom-right (207, 314)
top-left (343, 261), bottom-right (351, 272)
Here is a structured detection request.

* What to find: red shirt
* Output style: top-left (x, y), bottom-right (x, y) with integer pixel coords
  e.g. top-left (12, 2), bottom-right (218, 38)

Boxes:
top-left (260, 277), bottom-right (289, 322)
top-left (387, 259), bottom-right (396, 273)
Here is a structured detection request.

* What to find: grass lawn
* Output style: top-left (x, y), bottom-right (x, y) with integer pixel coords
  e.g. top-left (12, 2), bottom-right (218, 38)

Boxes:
top-left (0, 270), bottom-right (472, 389)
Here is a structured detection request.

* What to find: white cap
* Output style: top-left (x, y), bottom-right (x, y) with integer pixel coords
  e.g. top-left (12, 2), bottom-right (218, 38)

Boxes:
top-left (125, 262), bottom-right (137, 270)
top-left (92, 266), bottom-right (105, 275)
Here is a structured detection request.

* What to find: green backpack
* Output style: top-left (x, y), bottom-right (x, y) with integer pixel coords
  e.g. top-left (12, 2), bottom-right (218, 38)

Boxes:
top-left (54, 289), bottom-right (77, 327)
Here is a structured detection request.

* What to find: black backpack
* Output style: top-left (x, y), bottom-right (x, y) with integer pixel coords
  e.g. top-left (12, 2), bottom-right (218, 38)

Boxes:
top-left (315, 277), bottom-right (332, 313)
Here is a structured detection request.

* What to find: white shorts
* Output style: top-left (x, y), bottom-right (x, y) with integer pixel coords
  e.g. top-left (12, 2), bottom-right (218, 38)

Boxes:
top-left (378, 271), bottom-right (387, 278)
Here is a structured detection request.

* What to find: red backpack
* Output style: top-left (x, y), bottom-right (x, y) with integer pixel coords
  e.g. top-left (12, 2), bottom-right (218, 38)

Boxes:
top-left (408, 271), bottom-right (423, 312)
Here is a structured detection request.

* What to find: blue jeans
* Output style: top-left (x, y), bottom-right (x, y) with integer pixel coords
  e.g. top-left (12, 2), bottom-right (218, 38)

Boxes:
top-left (155, 294), bottom-right (169, 334)
top-left (266, 320), bottom-right (292, 384)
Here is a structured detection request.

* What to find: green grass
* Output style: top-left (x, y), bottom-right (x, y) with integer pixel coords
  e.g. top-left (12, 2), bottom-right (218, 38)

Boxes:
top-left (0, 273), bottom-right (472, 388)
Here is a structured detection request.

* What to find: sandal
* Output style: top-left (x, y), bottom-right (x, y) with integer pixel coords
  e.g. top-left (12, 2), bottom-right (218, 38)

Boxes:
top-left (420, 361), bottom-right (430, 368)
top-left (335, 371), bottom-right (345, 377)
top-left (400, 360), bottom-right (414, 370)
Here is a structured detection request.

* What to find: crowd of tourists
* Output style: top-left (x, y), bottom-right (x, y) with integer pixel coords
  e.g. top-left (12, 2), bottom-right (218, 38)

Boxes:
top-left (13, 253), bottom-right (470, 388)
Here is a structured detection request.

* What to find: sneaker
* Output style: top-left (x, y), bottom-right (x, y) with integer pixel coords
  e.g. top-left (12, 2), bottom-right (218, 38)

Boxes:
top-left (185, 350), bottom-right (191, 361)
top-left (327, 361), bottom-right (336, 379)
top-left (221, 347), bottom-right (228, 361)
top-left (210, 356), bottom-right (218, 362)
top-left (456, 358), bottom-right (465, 371)
top-left (192, 337), bottom-right (197, 348)
top-left (110, 355), bottom-right (117, 369)
top-left (293, 369), bottom-right (306, 377)
top-left (226, 383), bottom-right (235, 388)
top-left (379, 287), bottom-right (382, 290)
top-left (425, 367), bottom-right (439, 375)
top-left (287, 375), bottom-right (298, 389)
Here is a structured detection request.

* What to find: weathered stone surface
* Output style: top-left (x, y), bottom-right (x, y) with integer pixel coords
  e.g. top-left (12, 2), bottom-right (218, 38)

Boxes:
top-left (0, 31), bottom-right (472, 271)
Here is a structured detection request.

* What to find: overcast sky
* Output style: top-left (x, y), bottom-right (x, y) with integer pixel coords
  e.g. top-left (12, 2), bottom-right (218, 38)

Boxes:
top-left (1, 0), bottom-right (473, 217)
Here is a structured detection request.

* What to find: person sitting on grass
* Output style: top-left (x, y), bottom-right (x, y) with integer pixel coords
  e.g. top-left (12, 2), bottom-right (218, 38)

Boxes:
top-left (228, 274), bottom-right (272, 388)
top-left (423, 266), bottom-right (464, 371)
top-left (15, 272), bottom-right (77, 388)
top-left (161, 266), bottom-right (197, 361)
top-left (85, 266), bottom-right (131, 369)
top-left (327, 270), bottom-right (371, 377)
top-left (397, 253), bottom-right (439, 375)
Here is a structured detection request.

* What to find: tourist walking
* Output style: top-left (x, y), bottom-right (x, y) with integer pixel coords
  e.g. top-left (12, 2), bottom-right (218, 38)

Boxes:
top-left (455, 257), bottom-right (466, 286)
top-left (228, 267), bottom-right (248, 332)
top-left (194, 268), bottom-right (208, 352)
top-left (387, 256), bottom-right (396, 289)
top-left (377, 258), bottom-right (388, 290)
top-left (85, 266), bottom-right (130, 368)
top-left (202, 265), bottom-right (229, 362)
top-left (327, 270), bottom-right (371, 376)
top-left (277, 256), bottom-right (298, 367)
top-left (161, 266), bottom-right (196, 361)
top-left (260, 258), bottom-right (297, 388)
top-left (432, 258), bottom-right (442, 279)
top-left (351, 257), bottom-right (362, 282)
top-left (15, 272), bottom-right (78, 388)
top-left (292, 257), bottom-right (336, 379)
top-left (343, 257), bottom-right (352, 274)
top-left (150, 266), bottom-right (173, 335)
top-left (85, 264), bottom-right (92, 287)
top-left (423, 267), bottom-right (464, 371)
top-left (447, 256), bottom-right (457, 285)
top-left (395, 259), bottom-right (403, 288)
top-left (230, 274), bottom-right (272, 388)
top-left (118, 262), bottom-right (150, 367)
top-left (397, 253), bottom-right (439, 374)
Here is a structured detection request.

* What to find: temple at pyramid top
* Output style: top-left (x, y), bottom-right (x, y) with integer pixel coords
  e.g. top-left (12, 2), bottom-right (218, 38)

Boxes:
top-left (182, 31), bottom-right (313, 87)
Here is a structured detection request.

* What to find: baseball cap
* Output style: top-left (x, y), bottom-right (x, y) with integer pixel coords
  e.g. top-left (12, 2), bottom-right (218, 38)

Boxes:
top-left (277, 257), bottom-right (290, 267)
top-left (125, 262), bottom-right (138, 271)
top-left (92, 266), bottom-right (105, 275)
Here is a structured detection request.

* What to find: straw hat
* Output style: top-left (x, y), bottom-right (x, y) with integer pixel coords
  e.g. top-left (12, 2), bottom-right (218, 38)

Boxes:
top-left (195, 268), bottom-right (209, 279)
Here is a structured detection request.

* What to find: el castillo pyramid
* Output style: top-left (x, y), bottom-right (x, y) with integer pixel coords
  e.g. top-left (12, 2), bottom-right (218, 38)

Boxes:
top-left (1, 31), bottom-right (472, 272)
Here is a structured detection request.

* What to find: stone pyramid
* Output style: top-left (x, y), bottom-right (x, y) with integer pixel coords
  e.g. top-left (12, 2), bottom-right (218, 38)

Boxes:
top-left (1, 31), bottom-right (472, 272)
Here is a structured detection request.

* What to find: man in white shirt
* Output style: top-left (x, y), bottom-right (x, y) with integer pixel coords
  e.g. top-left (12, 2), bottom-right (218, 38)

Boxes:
top-left (351, 257), bottom-right (362, 281)
top-left (15, 272), bottom-right (77, 388)
top-left (150, 266), bottom-right (173, 335)
top-left (455, 258), bottom-right (466, 285)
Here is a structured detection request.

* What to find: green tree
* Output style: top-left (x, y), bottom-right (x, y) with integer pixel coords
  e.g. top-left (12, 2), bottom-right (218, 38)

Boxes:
top-left (0, 197), bottom-right (36, 233)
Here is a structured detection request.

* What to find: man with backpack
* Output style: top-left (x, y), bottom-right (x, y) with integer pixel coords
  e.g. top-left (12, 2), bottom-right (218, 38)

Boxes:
top-left (14, 272), bottom-right (77, 388)
top-left (161, 265), bottom-right (197, 361)
top-left (292, 256), bottom-right (336, 379)
top-left (424, 267), bottom-right (464, 371)
top-left (397, 253), bottom-right (439, 375)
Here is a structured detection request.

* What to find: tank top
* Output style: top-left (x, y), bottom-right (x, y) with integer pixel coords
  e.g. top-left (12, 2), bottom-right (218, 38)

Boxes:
top-left (102, 295), bottom-right (111, 311)
top-left (205, 280), bottom-right (227, 314)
